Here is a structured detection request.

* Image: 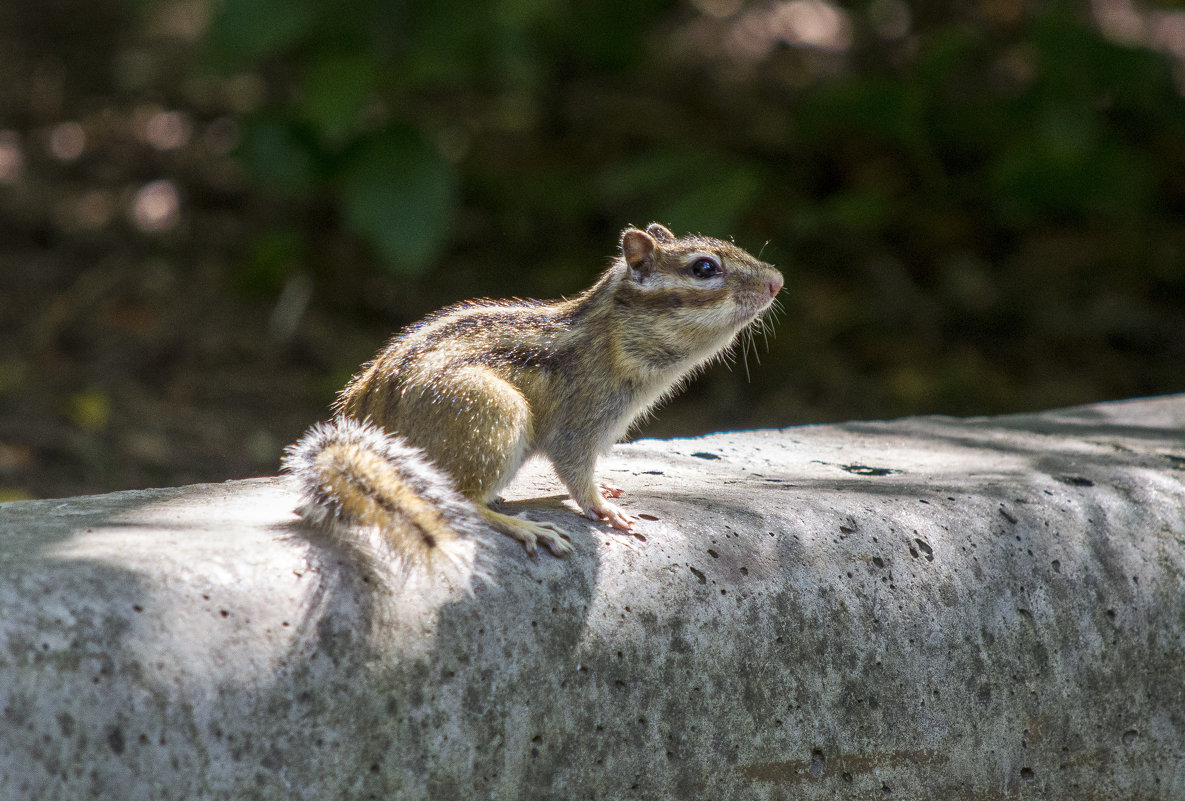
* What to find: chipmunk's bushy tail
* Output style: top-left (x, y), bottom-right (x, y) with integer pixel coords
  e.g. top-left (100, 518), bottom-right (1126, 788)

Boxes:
top-left (282, 417), bottom-right (484, 572)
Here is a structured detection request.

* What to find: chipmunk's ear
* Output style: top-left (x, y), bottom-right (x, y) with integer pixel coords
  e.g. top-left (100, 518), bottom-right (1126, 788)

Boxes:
top-left (645, 223), bottom-right (675, 243)
top-left (621, 228), bottom-right (658, 276)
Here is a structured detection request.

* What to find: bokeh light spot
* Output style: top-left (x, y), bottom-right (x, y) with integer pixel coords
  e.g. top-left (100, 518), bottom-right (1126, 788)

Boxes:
top-left (0, 131), bottom-right (23, 183)
top-left (130, 180), bottom-right (181, 232)
top-left (49, 122), bottom-right (86, 161)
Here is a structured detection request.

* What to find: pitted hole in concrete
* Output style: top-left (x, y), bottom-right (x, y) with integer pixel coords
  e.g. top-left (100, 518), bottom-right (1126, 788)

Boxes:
top-left (1123, 729), bottom-right (1139, 746)
top-left (842, 771), bottom-right (853, 783)
top-left (707, 549), bottom-right (719, 559)
top-left (106, 726), bottom-right (125, 755)
top-left (691, 452), bottom-right (721, 461)
top-left (808, 749), bottom-right (825, 778)
top-left (1057, 475), bottom-right (1094, 487)
top-left (999, 506), bottom-right (1018, 524)
top-left (841, 464), bottom-right (896, 477)
top-left (1051, 559), bottom-right (1061, 573)
top-left (637, 514), bottom-right (659, 521)
top-left (881, 783), bottom-right (892, 797)
top-left (872, 557), bottom-right (885, 569)
top-left (260, 747), bottom-right (283, 772)
top-left (1020, 767), bottom-right (1035, 781)
top-left (913, 539), bottom-right (933, 562)
top-left (689, 566), bottom-right (707, 584)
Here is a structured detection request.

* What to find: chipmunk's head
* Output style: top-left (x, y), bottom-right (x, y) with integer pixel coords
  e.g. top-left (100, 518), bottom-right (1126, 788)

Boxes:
top-left (617, 222), bottom-right (782, 335)
top-left (604, 222), bottom-right (783, 381)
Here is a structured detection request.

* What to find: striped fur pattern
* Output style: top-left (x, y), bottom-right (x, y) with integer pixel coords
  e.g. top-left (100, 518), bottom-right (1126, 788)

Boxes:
top-left (283, 416), bottom-right (486, 572)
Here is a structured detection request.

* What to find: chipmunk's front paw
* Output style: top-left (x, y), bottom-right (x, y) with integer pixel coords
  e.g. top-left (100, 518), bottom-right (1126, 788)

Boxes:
top-left (599, 483), bottom-right (625, 499)
top-left (584, 498), bottom-right (636, 532)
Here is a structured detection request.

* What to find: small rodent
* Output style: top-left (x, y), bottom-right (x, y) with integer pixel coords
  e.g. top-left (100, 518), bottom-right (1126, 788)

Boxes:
top-left (283, 223), bottom-right (782, 568)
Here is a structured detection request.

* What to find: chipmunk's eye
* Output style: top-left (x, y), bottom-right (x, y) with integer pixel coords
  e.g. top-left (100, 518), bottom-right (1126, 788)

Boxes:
top-left (689, 257), bottom-right (721, 279)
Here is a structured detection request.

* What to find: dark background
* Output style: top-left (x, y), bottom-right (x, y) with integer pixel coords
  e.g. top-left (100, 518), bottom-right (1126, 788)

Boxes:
top-left (1, 0), bottom-right (1183, 500)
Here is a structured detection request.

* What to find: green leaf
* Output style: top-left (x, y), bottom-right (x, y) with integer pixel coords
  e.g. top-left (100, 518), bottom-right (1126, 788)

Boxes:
top-left (300, 53), bottom-right (381, 145)
top-left (205, 0), bottom-right (320, 68)
top-left (339, 128), bottom-right (459, 274)
top-left (238, 120), bottom-right (320, 196)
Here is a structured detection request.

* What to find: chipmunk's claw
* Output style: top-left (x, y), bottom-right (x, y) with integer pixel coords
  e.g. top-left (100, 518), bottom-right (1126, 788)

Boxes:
top-left (480, 507), bottom-right (573, 558)
top-left (585, 499), bottom-right (636, 532)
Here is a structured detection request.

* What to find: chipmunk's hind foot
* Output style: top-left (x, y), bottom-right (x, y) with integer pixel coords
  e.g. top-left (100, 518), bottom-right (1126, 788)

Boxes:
top-left (480, 507), bottom-right (573, 558)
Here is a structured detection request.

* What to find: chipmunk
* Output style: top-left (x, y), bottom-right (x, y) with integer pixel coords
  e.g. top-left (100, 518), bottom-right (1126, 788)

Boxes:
top-left (283, 223), bottom-right (782, 568)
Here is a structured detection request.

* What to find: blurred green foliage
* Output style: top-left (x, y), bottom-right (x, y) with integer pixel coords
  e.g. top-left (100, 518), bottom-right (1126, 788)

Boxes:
top-left (201, 0), bottom-right (675, 274)
top-left (197, 0), bottom-right (1185, 271)
top-left (188, 0), bottom-right (1185, 418)
top-left (7, 0), bottom-right (1185, 437)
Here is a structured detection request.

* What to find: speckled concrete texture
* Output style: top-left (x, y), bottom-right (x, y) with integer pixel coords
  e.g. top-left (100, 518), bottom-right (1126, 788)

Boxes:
top-left (2, 395), bottom-right (1184, 800)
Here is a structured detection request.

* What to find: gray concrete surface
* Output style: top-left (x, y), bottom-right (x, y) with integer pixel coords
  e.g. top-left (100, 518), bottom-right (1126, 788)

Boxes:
top-left (2, 395), bottom-right (1184, 800)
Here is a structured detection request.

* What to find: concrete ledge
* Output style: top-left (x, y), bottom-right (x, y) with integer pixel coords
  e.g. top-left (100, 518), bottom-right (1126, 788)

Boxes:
top-left (2, 396), bottom-right (1184, 799)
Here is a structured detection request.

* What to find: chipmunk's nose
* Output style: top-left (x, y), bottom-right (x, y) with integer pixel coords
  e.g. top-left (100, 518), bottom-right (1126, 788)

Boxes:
top-left (766, 273), bottom-right (783, 298)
